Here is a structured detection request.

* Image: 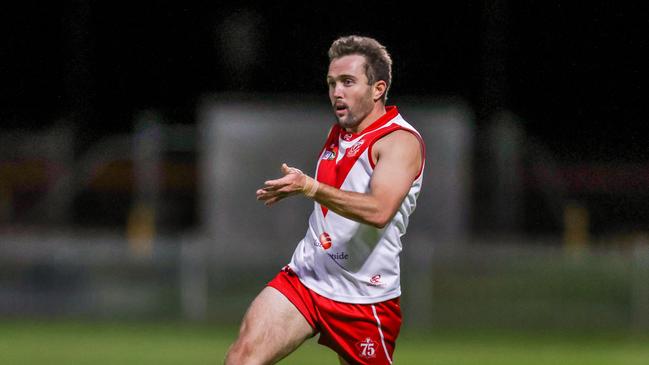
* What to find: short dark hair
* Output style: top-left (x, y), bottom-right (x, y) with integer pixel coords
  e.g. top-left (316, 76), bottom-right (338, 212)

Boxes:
top-left (328, 35), bottom-right (393, 103)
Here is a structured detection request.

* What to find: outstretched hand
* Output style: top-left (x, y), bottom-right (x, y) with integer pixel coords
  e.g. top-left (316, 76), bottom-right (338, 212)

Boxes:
top-left (256, 163), bottom-right (307, 207)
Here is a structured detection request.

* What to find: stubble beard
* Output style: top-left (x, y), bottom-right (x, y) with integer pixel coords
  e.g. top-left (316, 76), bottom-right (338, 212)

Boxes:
top-left (336, 108), bottom-right (360, 129)
top-left (334, 93), bottom-right (375, 131)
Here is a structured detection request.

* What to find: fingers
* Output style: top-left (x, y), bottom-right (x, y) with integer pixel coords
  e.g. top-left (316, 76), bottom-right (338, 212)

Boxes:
top-left (256, 184), bottom-right (286, 199)
top-left (262, 178), bottom-right (289, 192)
top-left (261, 181), bottom-right (282, 191)
top-left (264, 172), bottom-right (299, 190)
top-left (255, 163), bottom-right (303, 206)
top-left (256, 185), bottom-right (290, 199)
top-left (256, 188), bottom-right (274, 200)
top-left (256, 188), bottom-right (288, 206)
top-left (264, 195), bottom-right (284, 207)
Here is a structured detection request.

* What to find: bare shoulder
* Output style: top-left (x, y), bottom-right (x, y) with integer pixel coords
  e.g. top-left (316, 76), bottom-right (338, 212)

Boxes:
top-left (373, 129), bottom-right (422, 158)
top-left (371, 130), bottom-right (423, 173)
top-left (377, 129), bottom-right (420, 146)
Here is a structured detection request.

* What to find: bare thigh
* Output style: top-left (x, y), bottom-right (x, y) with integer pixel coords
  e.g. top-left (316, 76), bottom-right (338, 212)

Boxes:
top-left (225, 286), bottom-right (316, 365)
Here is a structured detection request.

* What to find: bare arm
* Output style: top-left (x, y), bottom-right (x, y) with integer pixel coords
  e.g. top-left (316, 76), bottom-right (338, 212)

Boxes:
top-left (256, 130), bottom-right (422, 228)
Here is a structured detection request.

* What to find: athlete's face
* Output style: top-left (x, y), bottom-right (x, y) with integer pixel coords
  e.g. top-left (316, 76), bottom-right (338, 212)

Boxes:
top-left (327, 55), bottom-right (376, 130)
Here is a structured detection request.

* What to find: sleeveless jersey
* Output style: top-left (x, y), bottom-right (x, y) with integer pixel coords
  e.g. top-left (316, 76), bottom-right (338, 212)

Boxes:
top-left (288, 106), bottom-right (425, 304)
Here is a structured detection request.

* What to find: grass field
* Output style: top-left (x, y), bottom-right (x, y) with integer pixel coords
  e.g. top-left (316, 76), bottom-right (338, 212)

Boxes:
top-left (1, 320), bottom-right (648, 364)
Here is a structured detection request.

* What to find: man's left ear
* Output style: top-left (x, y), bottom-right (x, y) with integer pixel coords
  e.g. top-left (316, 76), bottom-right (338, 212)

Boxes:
top-left (373, 81), bottom-right (387, 102)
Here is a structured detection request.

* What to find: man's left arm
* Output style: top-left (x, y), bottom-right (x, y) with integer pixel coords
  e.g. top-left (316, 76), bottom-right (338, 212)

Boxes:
top-left (256, 130), bottom-right (422, 228)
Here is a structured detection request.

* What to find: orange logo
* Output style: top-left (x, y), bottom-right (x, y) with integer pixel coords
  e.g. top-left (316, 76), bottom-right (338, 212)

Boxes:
top-left (319, 232), bottom-right (332, 250)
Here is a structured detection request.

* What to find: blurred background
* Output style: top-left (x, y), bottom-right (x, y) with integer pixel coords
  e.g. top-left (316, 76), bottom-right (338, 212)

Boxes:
top-left (1, 1), bottom-right (648, 363)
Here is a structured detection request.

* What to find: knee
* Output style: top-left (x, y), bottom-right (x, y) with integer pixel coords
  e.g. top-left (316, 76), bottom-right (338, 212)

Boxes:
top-left (224, 338), bottom-right (262, 365)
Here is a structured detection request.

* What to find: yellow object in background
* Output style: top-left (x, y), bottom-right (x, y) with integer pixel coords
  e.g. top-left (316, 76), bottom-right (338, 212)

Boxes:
top-left (563, 202), bottom-right (590, 250)
top-left (127, 202), bottom-right (155, 257)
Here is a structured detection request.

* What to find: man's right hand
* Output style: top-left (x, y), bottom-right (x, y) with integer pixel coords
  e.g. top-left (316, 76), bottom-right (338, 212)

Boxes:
top-left (256, 163), bottom-right (310, 207)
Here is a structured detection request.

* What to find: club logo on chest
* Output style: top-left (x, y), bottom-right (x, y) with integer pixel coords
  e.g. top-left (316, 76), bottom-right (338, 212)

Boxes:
top-left (346, 139), bottom-right (365, 157)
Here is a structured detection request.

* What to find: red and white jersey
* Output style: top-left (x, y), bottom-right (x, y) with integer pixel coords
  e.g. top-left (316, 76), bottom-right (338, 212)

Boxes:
top-left (289, 106), bottom-right (425, 304)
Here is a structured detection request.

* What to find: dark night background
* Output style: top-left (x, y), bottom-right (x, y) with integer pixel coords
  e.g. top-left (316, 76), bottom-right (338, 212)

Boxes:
top-left (1, 1), bottom-right (647, 235)
top-left (2, 2), bottom-right (646, 159)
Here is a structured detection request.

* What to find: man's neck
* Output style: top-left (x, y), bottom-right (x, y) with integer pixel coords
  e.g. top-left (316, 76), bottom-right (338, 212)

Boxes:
top-left (346, 103), bottom-right (386, 134)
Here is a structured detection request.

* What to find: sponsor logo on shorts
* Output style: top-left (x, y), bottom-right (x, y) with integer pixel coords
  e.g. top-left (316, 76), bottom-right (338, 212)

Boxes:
top-left (328, 251), bottom-right (349, 260)
top-left (346, 139), bottom-right (365, 157)
top-left (318, 232), bottom-right (332, 250)
top-left (356, 337), bottom-right (378, 359)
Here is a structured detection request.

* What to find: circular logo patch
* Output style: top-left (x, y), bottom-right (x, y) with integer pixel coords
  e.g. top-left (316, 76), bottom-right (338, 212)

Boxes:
top-left (319, 232), bottom-right (332, 250)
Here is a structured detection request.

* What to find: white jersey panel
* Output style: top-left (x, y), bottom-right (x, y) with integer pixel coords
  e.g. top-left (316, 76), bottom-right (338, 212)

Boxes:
top-left (289, 107), bottom-right (424, 304)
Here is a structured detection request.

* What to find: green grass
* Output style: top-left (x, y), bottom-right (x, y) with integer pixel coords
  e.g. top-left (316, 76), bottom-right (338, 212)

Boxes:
top-left (1, 320), bottom-right (648, 364)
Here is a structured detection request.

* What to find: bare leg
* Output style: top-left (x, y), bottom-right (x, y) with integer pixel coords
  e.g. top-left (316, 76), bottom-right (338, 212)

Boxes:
top-left (224, 286), bottom-right (316, 365)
